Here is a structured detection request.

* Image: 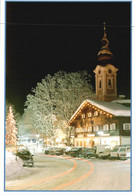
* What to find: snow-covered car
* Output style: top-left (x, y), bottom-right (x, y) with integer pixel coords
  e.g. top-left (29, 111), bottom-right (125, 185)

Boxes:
top-left (55, 148), bottom-right (65, 155)
top-left (119, 147), bottom-right (130, 160)
top-left (110, 146), bottom-right (131, 159)
top-left (94, 145), bottom-right (111, 158)
top-left (64, 147), bottom-right (72, 155)
top-left (49, 147), bottom-right (59, 155)
top-left (81, 147), bottom-right (89, 157)
top-left (16, 149), bottom-right (34, 167)
top-left (69, 147), bottom-right (82, 157)
top-left (44, 146), bottom-right (53, 154)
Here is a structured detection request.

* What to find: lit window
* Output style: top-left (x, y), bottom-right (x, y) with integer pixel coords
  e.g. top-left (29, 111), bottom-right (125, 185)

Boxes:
top-left (81, 128), bottom-right (83, 132)
top-left (103, 124), bottom-right (109, 131)
top-left (82, 114), bottom-right (85, 119)
top-left (82, 128), bottom-right (87, 132)
top-left (87, 112), bottom-right (92, 118)
top-left (110, 123), bottom-right (116, 130)
top-left (123, 123), bottom-right (130, 130)
top-left (94, 125), bottom-right (99, 131)
top-left (76, 128), bottom-right (81, 133)
top-left (94, 111), bottom-right (98, 117)
top-left (88, 127), bottom-right (92, 132)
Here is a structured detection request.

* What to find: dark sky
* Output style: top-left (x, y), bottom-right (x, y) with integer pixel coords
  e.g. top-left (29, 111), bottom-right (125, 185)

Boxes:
top-left (6, 2), bottom-right (131, 114)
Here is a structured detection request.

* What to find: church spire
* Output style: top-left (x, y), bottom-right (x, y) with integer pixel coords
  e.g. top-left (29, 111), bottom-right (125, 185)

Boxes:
top-left (94, 22), bottom-right (118, 102)
top-left (97, 22), bottom-right (113, 64)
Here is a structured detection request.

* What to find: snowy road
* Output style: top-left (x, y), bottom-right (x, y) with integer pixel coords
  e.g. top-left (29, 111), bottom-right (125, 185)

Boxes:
top-left (5, 154), bottom-right (131, 191)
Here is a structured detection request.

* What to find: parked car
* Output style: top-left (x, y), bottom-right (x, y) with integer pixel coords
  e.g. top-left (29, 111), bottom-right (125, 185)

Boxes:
top-left (81, 147), bottom-right (89, 156)
top-left (65, 147), bottom-right (72, 155)
top-left (55, 148), bottom-right (65, 155)
top-left (110, 145), bottom-right (131, 160)
top-left (83, 148), bottom-right (96, 158)
top-left (16, 149), bottom-right (34, 167)
top-left (94, 145), bottom-right (111, 158)
top-left (69, 147), bottom-right (82, 157)
top-left (119, 147), bottom-right (130, 160)
top-left (44, 146), bottom-right (53, 154)
top-left (49, 147), bottom-right (58, 155)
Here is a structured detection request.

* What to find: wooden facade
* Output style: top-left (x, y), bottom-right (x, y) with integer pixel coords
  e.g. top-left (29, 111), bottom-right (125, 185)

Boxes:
top-left (69, 100), bottom-right (130, 148)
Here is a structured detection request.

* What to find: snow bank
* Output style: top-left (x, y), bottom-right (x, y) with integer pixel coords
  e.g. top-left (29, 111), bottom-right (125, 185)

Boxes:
top-left (124, 159), bottom-right (130, 164)
top-left (5, 150), bottom-right (29, 180)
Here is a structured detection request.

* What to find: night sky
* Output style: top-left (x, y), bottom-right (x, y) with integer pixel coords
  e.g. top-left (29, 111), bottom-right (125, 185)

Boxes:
top-left (6, 1), bottom-right (131, 115)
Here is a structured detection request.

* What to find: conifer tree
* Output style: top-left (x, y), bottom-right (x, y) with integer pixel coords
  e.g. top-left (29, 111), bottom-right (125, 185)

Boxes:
top-left (6, 106), bottom-right (18, 145)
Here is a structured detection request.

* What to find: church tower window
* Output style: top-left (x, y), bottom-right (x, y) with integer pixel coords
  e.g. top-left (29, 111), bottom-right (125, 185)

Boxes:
top-left (107, 77), bottom-right (113, 89)
top-left (99, 80), bottom-right (102, 89)
top-left (108, 79), bottom-right (111, 86)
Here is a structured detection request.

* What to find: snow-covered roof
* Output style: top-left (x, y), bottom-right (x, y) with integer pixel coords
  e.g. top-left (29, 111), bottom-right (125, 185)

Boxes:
top-left (112, 99), bottom-right (130, 104)
top-left (68, 99), bottom-right (130, 124)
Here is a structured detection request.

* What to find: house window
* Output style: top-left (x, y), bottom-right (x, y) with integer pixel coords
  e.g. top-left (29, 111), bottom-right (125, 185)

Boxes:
top-left (103, 124), bottom-right (109, 131)
top-left (123, 123), bottom-right (130, 130)
top-left (84, 128), bottom-right (87, 132)
top-left (87, 112), bottom-right (92, 118)
top-left (76, 128), bottom-right (82, 133)
top-left (94, 125), bottom-right (99, 132)
top-left (82, 114), bottom-right (85, 119)
top-left (94, 111), bottom-right (99, 117)
top-left (81, 128), bottom-right (84, 132)
top-left (110, 123), bottom-right (116, 130)
top-left (88, 126), bottom-right (92, 132)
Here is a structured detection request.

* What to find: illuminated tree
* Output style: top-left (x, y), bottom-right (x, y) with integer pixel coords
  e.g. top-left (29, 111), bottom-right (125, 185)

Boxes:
top-left (6, 100), bottom-right (21, 126)
top-left (6, 106), bottom-right (18, 145)
top-left (25, 71), bottom-right (95, 138)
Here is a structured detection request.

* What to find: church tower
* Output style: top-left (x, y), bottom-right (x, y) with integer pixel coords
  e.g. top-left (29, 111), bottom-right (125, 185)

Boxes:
top-left (94, 22), bottom-right (118, 102)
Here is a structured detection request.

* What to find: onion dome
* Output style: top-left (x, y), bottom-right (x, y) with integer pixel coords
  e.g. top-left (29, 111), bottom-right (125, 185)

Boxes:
top-left (97, 22), bottom-right (113, 63)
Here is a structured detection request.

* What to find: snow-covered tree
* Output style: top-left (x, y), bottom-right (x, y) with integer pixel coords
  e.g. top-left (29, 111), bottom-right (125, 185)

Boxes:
top-left (52, 71), bottom-right (95, 120)
top-left (6, 106), bottom-right (18, 145)
top-left (25, 71), bottom-right (95, 138)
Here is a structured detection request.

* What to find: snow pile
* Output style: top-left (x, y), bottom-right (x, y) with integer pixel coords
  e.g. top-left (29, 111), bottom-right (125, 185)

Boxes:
top-left (5, 150), bottom-right (29, 179)
top-left (124, 159), bottom-right (130, 164)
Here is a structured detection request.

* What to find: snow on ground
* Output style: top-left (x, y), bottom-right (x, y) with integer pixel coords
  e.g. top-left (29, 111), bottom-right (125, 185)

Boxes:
top-left (124, 159), bottom-right (130, 164)
top-left (5, 150), bottom-right (30, 180)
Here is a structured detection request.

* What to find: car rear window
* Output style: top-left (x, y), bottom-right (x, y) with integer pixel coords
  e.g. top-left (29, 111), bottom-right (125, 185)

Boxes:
top-left (72, 148), bottom-right (79, 151)
top-left (112, 148), bottom-right (119, 152)
top-left (119, 148), bottom-right (126, 152)
top-left (19, 150), bottom-right (30, 155)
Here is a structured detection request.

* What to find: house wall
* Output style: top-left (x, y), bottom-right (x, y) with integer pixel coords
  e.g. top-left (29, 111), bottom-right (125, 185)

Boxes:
top-left (118, 117), bottom-right (131, 136)
top-left (71, 105), bottom-right (130, 148)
